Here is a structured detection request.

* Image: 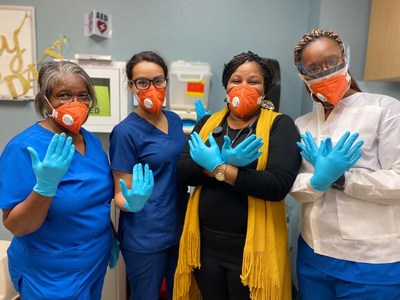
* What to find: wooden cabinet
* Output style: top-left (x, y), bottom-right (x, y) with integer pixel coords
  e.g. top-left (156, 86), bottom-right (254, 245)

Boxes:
top-left (364, 0), bottom-right (400, 81)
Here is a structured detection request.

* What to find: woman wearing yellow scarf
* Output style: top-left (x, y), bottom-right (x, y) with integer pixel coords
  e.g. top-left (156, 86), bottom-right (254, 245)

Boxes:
top-left (174, 52), bottom-right (301, 300)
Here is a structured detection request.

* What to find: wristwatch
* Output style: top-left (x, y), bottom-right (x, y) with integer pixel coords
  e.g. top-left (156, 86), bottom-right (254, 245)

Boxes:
top-left (215, 164), bottom-right (227, 181)
top-left (331, 174), bottom-right (345, 190)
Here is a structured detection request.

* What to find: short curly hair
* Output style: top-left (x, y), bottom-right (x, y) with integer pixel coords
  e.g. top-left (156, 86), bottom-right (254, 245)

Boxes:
top-left (222, 51), bottom-right (274, 94)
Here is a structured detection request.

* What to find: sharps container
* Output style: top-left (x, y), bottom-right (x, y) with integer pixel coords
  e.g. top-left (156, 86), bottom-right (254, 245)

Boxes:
top-left (169, 60), bottom-right (212, 134)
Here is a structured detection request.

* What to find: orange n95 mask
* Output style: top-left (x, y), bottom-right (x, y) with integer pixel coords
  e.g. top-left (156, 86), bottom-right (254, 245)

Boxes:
top-left (304, 61), bottom-right (351, 106)
top-left (136, 87), bottom-right (166, 115)
top-left (45, 96), bottom-right (89, 134)
top-left (226, 85), bottom-right (264, 119)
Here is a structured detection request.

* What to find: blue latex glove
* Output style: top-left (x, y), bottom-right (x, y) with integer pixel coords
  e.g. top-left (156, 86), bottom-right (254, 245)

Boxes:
top-left (109, 235), bottom-right (119, 269)
top-left (121, 163), bottom-right (154, 212)
top-left (188, 132), bottom-right (224, 172)
top-left (109, 223), bottom-right (120, 269)
top-left (297, 131), bottom-right (319, 166)
top-left (194, 99), bottom-right (211, 121)
top-left (221, 134), bottom-right (263, 167)
top-left (27, 133), bottom-right (75, 197)
top-left (310, 132), bottom-right (364, 192)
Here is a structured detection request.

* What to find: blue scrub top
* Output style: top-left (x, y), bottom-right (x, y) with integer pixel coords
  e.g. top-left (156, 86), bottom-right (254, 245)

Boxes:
top-left (0, 123), bottom-right (114, 297)
top-left (0, 123), bottom-right (114, 251)
top-left (110, 110), bottom-right (187, 253)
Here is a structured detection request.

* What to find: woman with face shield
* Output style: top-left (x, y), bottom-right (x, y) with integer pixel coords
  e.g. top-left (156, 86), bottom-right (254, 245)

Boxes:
top-left (290, 28), bottom-right (400, 299)
top-left (109, 51), bottom-right (187, 300)
top-left (173, 51), bottom-right (301, 300)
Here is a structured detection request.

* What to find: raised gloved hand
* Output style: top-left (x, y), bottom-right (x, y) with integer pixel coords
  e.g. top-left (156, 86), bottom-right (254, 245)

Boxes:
top-left (28, 132), bottom-right (75, 197)
top-left (121, 163), bottom-right (154, 212)
top-left (221, 134), bottom-right (263, 167)
top-left (310, 132), bottom-right (364, 192)
top-left (297, 131), bottom-right (319, 166)
top-left (194, 99), bottom-right (211, 121)
top-left (188, 132), bottom-right (224, 172)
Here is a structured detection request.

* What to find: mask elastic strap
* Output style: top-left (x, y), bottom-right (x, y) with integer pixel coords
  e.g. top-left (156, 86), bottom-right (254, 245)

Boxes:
top-left (43, 95), bottom-right (58, 118)
top-left (345, 72), bottom-right (351, 83)
top-left (309, 91), bottom-right (334, 109)
top-left (133, 93), bottom-right (140, 106)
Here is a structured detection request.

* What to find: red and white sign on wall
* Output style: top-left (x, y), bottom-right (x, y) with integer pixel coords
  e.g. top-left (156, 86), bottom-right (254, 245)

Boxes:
top-left (84, 9), bottom-right (112, 38)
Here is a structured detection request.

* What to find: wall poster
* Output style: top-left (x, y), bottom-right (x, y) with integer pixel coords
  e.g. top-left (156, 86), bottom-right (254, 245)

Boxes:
top-left (0, 5), bottom-right (37, 100)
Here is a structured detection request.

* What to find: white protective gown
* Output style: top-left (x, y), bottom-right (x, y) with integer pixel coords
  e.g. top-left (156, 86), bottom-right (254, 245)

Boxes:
top-left (291, 92), bottom-right (400, 263)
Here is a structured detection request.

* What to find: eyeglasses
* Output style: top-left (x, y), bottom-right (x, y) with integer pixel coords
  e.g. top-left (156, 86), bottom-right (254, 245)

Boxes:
top-left (128, 76), bottom-right (168, 90)
top-left (299, 56), bottom-right (344, 76)
top-left (296, 44), bottom-right (349, 80)
top-left (52, 95), bottom-right (92, 104)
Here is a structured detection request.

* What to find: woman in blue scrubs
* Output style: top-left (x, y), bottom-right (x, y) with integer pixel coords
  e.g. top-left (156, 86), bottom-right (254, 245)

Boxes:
top-left (0, 61), bottom-right (114, 299)
top-left (109, 51), bottom-right (187, 300)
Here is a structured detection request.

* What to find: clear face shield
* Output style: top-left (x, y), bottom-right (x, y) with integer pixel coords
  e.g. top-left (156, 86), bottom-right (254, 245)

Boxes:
top-left (295, 43), bottom-right (350, 82)
top-left (295, 44), bottom-right (352, 106)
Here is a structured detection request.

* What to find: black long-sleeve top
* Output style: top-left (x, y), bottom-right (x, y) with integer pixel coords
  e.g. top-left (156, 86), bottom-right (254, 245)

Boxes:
top-left (177, 111), bottom-right (301, 263)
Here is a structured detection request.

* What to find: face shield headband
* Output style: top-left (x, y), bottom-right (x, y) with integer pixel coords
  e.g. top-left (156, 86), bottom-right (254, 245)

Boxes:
top-left (295, 44), bottom-right (350, 81)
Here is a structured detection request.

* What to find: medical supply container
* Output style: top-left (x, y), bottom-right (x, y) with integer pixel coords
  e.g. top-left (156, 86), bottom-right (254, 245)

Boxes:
top-left (169, 60), bottom-right (212, 133)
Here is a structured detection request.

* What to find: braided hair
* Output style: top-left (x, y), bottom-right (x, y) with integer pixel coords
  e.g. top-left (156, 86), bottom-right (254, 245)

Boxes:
top-left (293, 28), bottom-right (361, 92)
top-left (222, 51), bottom-right (274, 94)
top-left (293, 29), bottom-right (343, 65)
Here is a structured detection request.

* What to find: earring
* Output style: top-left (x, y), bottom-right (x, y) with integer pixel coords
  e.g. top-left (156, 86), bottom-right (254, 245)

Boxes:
top-left (261, 99), bottom-right (275, 110)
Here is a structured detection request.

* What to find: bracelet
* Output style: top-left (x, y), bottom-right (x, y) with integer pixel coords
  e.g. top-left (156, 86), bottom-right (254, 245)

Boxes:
top-left (331, 174), bottom-right (345, 190)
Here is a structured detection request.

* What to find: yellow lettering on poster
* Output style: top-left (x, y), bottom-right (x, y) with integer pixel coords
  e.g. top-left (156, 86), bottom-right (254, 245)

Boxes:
top-left (0, 10), bottom-right (67, 98)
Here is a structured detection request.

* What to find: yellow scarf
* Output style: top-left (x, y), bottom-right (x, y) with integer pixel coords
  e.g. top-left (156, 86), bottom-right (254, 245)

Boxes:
top-left (173, 107), bottom-right (292, 300)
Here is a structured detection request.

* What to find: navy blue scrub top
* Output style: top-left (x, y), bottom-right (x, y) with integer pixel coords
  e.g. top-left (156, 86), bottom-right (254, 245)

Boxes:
top-left (110, 110), bottom-right (187, 253)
